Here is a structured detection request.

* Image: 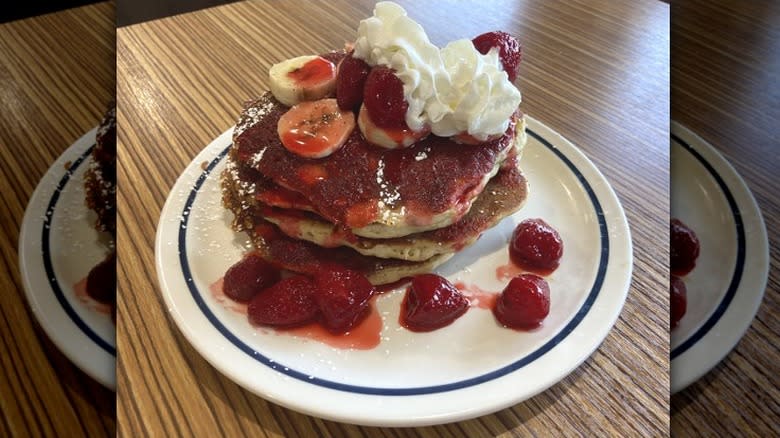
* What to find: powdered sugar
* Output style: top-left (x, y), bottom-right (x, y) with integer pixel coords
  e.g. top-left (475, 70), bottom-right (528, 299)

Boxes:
top-left (234, 96), bottom-right (275, 139)
top-left (249, 148), bottom-right (266, 167)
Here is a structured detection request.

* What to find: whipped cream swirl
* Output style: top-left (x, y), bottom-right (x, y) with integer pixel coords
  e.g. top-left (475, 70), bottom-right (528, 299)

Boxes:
top-left (353, 1), bottom-right (521, 140)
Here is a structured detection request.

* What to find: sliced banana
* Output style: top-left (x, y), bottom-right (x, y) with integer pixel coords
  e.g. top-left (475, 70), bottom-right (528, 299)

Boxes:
top-left (357, 104), bottom-right (429, 149)
top-left (277, 98), bottom-right (355, 159)
top-left (269, 55), bottom-right (337, 107)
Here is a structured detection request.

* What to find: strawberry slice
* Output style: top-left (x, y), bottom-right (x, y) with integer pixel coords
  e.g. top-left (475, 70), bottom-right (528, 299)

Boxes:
top-left (223, 252), bottom-right (281, 303)
top-left (277, 98), bottom-right (356, 158)
top-left (247, 275), bottom-right (319, 328)
top-left (362, 66), bottom-right (409, 129)
top-left (472, 31), bottom-right (522, 82)
top-left (313, 268), bottom-right (376, 333)
top-left (336, 53), bottom-right (371, 111)
top-left (401, 274), bottom-right (469, 332)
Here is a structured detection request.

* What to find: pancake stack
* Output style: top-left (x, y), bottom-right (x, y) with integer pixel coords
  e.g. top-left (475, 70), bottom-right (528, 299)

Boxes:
top-left (221, 90), bottom-right (528, 285)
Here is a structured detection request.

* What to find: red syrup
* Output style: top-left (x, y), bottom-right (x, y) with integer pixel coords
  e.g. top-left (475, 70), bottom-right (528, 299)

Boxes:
top-left (279, 300), bottom-right (381, 350)
top-left (73, 277), bottom-right (112, 315)
top-left (495, 262), bottom-right (524, 282)
top-left (287, 57), bottom-right (335, 87)
top-left (210, 275), bottom-right (382, 350)
top-left (453, 282), bottom-right (498, 310)
top-left (236, 95), bottom-right (518, 229)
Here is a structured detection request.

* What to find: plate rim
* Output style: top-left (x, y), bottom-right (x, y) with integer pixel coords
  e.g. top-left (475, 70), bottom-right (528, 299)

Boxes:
top-left (670, 121), bottom-right (769, 393)
top-left (156, 116), bottom-right (633, 425)
top-left (17, 127), bottom-right (117, 390)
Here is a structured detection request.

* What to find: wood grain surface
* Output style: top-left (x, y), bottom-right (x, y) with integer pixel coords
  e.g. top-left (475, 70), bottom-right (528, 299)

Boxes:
top-left (670, 0), bottom-right (780, 436)
top-left (0, 2), bottom-right (116, 437)
top-left (117, 0), bottom-right (669, 436)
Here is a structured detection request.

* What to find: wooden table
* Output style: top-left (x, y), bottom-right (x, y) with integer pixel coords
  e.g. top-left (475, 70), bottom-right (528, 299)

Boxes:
top-left (117, 0), bottom-right (669, 435)
top-left (0, 2), bottom-right (116, 436)
top-left (671, 0), bottom-right (780, 436)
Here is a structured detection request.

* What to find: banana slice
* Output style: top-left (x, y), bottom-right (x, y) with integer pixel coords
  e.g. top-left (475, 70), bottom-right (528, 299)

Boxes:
top-left (277, 98), bottom-right (356, 159)
top-left (269, 55), bottom-right (337, 107)
top-left (357, 104), bottom-right (429, 149)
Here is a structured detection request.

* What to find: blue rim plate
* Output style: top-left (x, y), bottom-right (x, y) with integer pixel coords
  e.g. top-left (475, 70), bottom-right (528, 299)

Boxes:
top-left (670, 122), bottom-right (768, 393)
top-left (18, 127), bottom-right (116, 390)
top-left (156, 116), bottom-right (632, 426)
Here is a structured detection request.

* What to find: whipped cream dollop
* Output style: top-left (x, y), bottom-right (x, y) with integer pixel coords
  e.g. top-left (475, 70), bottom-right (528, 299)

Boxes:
top-left (353, 1), bottom-right (521, 140)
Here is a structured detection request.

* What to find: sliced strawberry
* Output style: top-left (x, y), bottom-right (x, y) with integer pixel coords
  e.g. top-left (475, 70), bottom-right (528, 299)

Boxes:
top-left (472, 31), bottom-right (522, 82)
top-left (247, 275), bottom-right (319, 327)
top-left (223, 252), bottom-right (281, 303)
top-left (313, 268), bottom-right (376, 333)
top-left (277, 98), bottom-right (356, 158)
top-left (494, 274), bottom-right (550, 330)
top-left (401, 274), bottom-right (469, 332)
top-left (336, 53), bottom-right (371, 111)
top-left (363, 66), bottom-right (409, 129)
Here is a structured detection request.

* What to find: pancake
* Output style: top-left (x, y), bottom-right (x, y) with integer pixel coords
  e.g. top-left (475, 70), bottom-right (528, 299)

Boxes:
top-left (223, 181), bottom-right (454, 285)
top-left (231, 91), bottom-right (525, 238)
top-left (247, 159), bottom-right (527, 261)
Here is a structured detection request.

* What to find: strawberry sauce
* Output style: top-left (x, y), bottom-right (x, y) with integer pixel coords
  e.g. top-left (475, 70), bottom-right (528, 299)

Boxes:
top-left (454, 282), bottom-right (498, 310)
top-left (235, 93), bottom-right (519, 229)
top-left (287, 57), bottom-right (335, 87)
top-left (280, 301), bottom-right (381, 350)
top-left (210, 275), bottom-right (381, 349)
top-left (495, 262), bottom-right (524, 282)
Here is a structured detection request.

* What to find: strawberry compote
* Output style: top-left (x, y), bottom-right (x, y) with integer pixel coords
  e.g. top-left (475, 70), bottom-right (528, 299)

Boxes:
top-left (400, 274), bottom-right (469, 332)
top-left (234, 93), bottom-right (519, 229)
top-left (670, 218), bottom-right (699, 276)
top-left (494, 274), bottom-right (550, 330)
top-left (287, 57), bottom-right (335, 88)
top-left (670, 218), bottom-right (698, 330)
top-left (509, 218), bottom-right (563, 275)
top-left (222, 254), bottom-right (378, 337)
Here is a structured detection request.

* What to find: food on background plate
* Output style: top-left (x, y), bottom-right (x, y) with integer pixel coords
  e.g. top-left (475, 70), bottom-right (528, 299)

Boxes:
top-left (670, 218), bottom-right (700, 329)
top-left (83, 103), bottom-right (117, 322)
top-left (219, 2), bottom-right (563, 338)
top-left (670, 275), bottom-right (686, 330)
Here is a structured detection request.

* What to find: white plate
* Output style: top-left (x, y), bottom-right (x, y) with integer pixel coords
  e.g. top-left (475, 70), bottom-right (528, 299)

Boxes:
top-left (156, 116), bottom-right (632, 426)
top-left (670, 122), bottom-right (768, 393)
top-left (18, 128), bottom-right (116, 390)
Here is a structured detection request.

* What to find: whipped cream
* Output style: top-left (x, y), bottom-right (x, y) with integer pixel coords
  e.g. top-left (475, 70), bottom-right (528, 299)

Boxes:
top-left (353, 1), bottom-right (521, 140)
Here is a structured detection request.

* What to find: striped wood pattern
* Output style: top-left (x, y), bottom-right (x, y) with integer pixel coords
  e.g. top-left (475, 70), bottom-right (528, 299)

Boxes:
top-left (671, 0), bottom-right (780, 436)
top-left (0, 2), bottom-right (116, 437)
top-left (117, 0), bottom-right (669, 436)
